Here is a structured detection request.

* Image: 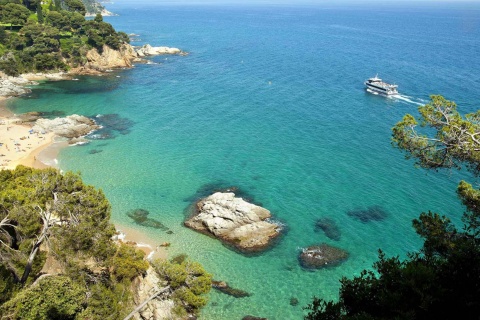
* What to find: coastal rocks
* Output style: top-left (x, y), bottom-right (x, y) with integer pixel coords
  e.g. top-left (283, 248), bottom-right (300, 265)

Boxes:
top-left (32, 115), bottom-right (100, 139)
top-left (132, 267), bottom-right (175, 320)
top-left (84, 44), bottom-right (134, 72)
top-left (315, 217), bottom-right (341, 241)
top-left (299, 244), bottom-right (349, 269)
top-left (184, 192), bottom-right (281, 253)
top-left (0, 78), bottom-right (32, 97)
top-left (212, 280), bottom-right (251, 298)
top-left (136, 44), bottom-right (183, 56)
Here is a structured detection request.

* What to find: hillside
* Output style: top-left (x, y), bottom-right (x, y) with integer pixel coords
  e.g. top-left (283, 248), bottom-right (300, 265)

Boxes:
top-left (0, 0), bottom-right (129, 75)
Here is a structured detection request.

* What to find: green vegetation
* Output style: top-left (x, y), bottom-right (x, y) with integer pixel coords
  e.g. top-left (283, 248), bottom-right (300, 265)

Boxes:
top-left (304, 95), bottom-right (480, 319)
top-left (0, 166), bottom-right (211, 319)
top-left (152, 255), bottom-right (212, 317)
top-left (0, 0), bottom-right (129, 75)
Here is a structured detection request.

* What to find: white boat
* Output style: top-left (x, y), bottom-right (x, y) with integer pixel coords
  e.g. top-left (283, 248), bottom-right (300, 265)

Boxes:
top-left (365, 75), bottom-right (398, 95)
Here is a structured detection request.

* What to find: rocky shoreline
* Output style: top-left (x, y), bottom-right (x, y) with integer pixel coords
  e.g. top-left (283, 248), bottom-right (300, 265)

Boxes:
top-left (0, 42), bottom-right (186, 99)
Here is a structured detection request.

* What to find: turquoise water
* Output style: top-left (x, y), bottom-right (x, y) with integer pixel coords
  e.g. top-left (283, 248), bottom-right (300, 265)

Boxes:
top-left (8, 2), bottom-right (480, 319)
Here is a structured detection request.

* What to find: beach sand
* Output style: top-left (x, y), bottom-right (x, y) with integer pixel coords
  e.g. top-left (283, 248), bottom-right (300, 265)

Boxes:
top-left (115, 223), bottom-right (169, 260)
top-left (0, 99), bottom-right (55, 170)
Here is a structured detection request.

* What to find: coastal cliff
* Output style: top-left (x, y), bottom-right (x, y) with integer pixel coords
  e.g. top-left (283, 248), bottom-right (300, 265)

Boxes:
top-left (0, 42), bottom-right (185, 95)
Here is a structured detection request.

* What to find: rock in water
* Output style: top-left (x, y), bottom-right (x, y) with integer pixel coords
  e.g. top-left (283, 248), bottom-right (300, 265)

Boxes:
top-left (136, 44), bottom-right (182, 56)
top-left (184, 192), bottom-right (281, 253)
top-left (347, 205), bottom-right (388, 223)
top-left (299, 244), bottom-right (349, 269)
top-left (212, 280), bottom-right (251, 298)
top-left (315, 217), bottom-right (341, 241)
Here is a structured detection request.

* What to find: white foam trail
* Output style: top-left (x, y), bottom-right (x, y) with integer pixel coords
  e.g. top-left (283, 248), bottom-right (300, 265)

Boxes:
top-left (391, 94), bottom-right (424, 106)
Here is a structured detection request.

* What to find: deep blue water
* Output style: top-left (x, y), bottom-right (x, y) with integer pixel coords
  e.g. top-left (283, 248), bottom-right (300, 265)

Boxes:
top-left (8, 2), bottom-right (480, 319)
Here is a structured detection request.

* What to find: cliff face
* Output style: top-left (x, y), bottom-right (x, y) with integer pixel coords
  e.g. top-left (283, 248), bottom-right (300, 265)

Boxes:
top-left (82, 0), bottom-right (115, 16)
top-left (72, 43), bottom-right (183, 75)
top-left (82, 44), bottom-right (137, 72)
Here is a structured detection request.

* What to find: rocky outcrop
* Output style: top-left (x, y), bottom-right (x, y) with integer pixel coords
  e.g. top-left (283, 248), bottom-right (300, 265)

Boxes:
top-left (84, 44), bottom-right (136, 72)
top-left (74, 42), bottom-right (185, 74)
top-left (299, 244), bottom-right (349, 269)
top-left (136, 44), bottom-right (183, 56)
top-left (32, 115), bottom-right (100, 139)
top-left (185, 192), bottom-right (281, 253)
top-left (132, 268), bottom-right (175, 320)
top-left (0, 77), bottom-right (34, 97)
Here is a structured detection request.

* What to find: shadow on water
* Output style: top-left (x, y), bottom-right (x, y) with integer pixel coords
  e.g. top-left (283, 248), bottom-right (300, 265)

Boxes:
top-left (22, 75), bottom-right (122, 99)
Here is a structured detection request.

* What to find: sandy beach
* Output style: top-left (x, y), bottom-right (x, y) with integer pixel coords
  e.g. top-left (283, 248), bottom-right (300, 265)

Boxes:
top-left (0, 98), bottom-right (55, 170)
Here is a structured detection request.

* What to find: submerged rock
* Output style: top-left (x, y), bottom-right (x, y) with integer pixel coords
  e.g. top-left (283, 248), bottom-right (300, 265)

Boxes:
top-left (299, 244), bottom-right (349, 269)
top-left (315, 217), bottom-right (341, 241)
top-left (347, 205), bottom-right (388, 223)
top-left (127, 208), bottom-right (169, 231)
top-left (212, 280), bottom-right (251, 298)
top-left (290, 297), bottom-right (299, 306)
top-left (184, 192), bottom-right (281, 253)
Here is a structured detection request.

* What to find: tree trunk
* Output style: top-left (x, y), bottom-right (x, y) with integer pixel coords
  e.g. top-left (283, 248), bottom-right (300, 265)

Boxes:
top-left (20, 231), bottom-right (47, 284)
top-left (19, 207), bottom-right (52, 284)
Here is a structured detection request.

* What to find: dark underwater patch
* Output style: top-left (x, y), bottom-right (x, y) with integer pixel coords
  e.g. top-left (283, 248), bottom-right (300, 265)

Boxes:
top-left (314, 217), bottom-right (341, 241)
top-left (126, 208), bottom-right (170, 232)
top-left (347, 205), bottom-right (388, 223)
top-left (88, 114), bottom-right (135, 139)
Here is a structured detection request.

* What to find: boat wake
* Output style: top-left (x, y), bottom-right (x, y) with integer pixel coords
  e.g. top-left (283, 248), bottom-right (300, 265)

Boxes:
top-left (390, 94), bottom-right (424, 106)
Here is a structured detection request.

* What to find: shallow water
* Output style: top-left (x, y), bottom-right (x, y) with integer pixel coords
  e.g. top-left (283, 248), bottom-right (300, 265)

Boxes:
top-left (8, 2), bottom-right (480, 319)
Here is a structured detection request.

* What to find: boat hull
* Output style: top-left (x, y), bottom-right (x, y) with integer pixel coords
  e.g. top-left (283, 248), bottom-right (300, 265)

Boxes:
top-left (365, 83), bottom-right (398, 95)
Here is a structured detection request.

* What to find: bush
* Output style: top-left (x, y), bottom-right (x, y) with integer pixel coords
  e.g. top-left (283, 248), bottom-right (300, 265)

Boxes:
top-left (112, 243), bottom-right (149, 281)
top-left (0, 276), bottom-right (86, 320)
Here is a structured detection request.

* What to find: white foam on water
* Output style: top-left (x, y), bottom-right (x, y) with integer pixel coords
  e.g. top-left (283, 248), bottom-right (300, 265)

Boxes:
top-left (390, 94), bottom-right (424, 106)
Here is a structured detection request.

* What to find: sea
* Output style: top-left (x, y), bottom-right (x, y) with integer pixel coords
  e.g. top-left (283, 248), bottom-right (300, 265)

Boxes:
top-left (6, 1), bottom-right (480, 319)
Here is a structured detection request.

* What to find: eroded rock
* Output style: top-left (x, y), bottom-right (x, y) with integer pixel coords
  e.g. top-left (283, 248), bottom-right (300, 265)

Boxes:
top-left (184, 192), bottom-right (281, 253)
